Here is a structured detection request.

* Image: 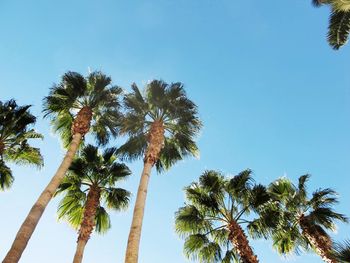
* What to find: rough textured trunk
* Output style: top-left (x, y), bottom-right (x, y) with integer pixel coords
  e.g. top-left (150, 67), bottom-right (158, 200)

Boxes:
top-left (71, 106), bottom-right (93, 136)
top-left (0, 140), bottom-right (5, 156)
top-left (125, 121), bottom-right (164, 263)
top-left (3, 107), bottom-right (92, 263)
top-left (228, 220), bottom-right (259, 263)
top-left (299, 215), bottom-right (337, 263)
top-left (72, 186), bottom-right (101, 263)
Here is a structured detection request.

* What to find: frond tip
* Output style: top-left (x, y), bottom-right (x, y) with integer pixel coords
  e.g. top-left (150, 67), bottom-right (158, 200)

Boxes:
top-left (328, 10), bottom-right (350, 49)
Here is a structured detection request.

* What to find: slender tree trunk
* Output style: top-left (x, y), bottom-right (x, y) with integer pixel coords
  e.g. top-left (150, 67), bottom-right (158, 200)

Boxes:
top-left (228, 220), bottom-right (259, 263)
top-left (3, 133), bottom-right (82, 263)
top-left (299, 215), bottom-right (337, 263)
top-left (73, 239), bottom-right (88, 263)
top-left (72, 186), bottom-right (100, 263)
top-left (124, 121), bottom-right (164, 263)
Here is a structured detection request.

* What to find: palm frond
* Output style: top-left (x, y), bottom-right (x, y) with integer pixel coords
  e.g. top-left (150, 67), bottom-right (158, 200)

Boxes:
top-left (117, 134), bottom-right (147, 162)
top-left (95, 206), bottom-right (111, 234)
top-left (0, 161), bottom-right (13, 190)
top-left (308, 207), bottom-right (348, 230)
top-left (175, 205), bottom-right (212, 236)
top-left (328, 10), bottom-right (350, 49)
top-left (103, 188), bottom-right (131, 211)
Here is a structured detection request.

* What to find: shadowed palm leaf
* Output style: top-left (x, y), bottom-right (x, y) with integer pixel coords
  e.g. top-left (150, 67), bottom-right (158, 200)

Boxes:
top-left (0, 99), bottom-right (43, 190)
top-left (332, 240), bottom-right (350, 262)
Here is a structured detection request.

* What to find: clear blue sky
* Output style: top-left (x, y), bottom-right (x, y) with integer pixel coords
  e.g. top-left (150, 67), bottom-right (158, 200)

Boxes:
top-left (1, 0), bottom-right (350, 262)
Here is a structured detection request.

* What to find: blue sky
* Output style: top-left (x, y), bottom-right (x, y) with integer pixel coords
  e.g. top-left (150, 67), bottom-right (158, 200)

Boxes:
top-left (1, 0), bottom-right (350, 262)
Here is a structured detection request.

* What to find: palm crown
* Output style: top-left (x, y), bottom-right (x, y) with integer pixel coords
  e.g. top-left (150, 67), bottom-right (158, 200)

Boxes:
top-left (0, 99), bottom-right (43, 190)
top-left (55, 144), bottom-right (131, 233)
top-left (267, 175), bottom-right (348, 260)
top-left (43, 71), bottom-right (122, 147)
top-left (118, 80), bottom-right (202, 170)
top-left (175, 170), bottom-right (272, 263)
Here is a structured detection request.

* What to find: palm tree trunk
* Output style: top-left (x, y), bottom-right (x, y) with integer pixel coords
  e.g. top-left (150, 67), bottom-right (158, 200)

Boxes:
top-left (299, 215), bottom-right (337, 263)
top-left (72, 186), bottom-right (100, 263)
top-left (3, 133), bottom-right (82, 263)
top-left (73, 239), bottom-right (88, 263)
top-left (124, 121), bottom-right (164, 263)
top-left (228, 220), bottom-right (259, 263)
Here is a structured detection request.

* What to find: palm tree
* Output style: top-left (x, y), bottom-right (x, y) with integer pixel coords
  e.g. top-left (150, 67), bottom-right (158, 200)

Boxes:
top-left (55, 144), bottom-right (131, 263)
top-left (3, 71), bottom-right (122, 263)
top-left (118, 80), bottom-right (202, 263)
top-left (312, 0), bottom-right (350, 49)
top-left (0, 99), bottom-right (43, 190)
top-left (333, 240), bottom-right (350, 262)
top-left (175, 170), bottom-right (274, 263)
top-left (267, 175), bottom-right (348, 263)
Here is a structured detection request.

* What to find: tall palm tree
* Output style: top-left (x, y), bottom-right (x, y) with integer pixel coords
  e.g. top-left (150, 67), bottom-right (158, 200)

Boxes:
top-left (312, 0), bottom-right (350, 49)
top-left (267, 175), bottom-right (348, 263)
top-left (0, 99), bottom-right (43, 190)
top-left (55, 145), bottom-right (131, 263)
top-left (3, 71), bottom-right (122, 263)
top-left (118, 80), bottom-right (202, 263)
top-left (175, 170), bottom-right (274, 263)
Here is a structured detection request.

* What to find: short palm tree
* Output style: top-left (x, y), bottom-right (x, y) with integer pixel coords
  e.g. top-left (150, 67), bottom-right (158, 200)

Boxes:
top-left (55, 144), bottom-right (131, 263)
top-left (3, 71), bottom-right (122, 263)
top-left (175, 170), bottom-right (274, 263)
top-left (267, 175), bottom-right (348, 263)
top-left (0, 99), bottom-right (43, 190)
top-left (119, 80), bottom-right (202, 263)
top-left (312, 0), bottom-right (350, 49)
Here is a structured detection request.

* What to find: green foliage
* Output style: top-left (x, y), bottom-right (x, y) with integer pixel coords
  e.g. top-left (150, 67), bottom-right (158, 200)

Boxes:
top-left (55, 144), bottom-right (131, 235)
top-left (118, 80), bottom-right (202, 172)
top-left (332, 240), bottom-right (350, 262)
top-left (0, 99), bottom-right (43, 190)
top-left (328, 10), bottom-right (350, 49)
top-left (175, 170), bottom-right (272, 262)
top-left (43, 71), bottom-right (122, 147)
top-left (0, 160), bottom-right (13, 190)
top-left (265, 175), bottom-right (348, 256)
top-left (311, 0), bottom-right (350, 49)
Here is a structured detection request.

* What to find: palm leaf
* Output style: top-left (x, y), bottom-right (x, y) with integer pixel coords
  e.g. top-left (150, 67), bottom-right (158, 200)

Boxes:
top-left (0, 161), bottom-right (13, 190)
top-left (328, 10), bottom-right (350, 49)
